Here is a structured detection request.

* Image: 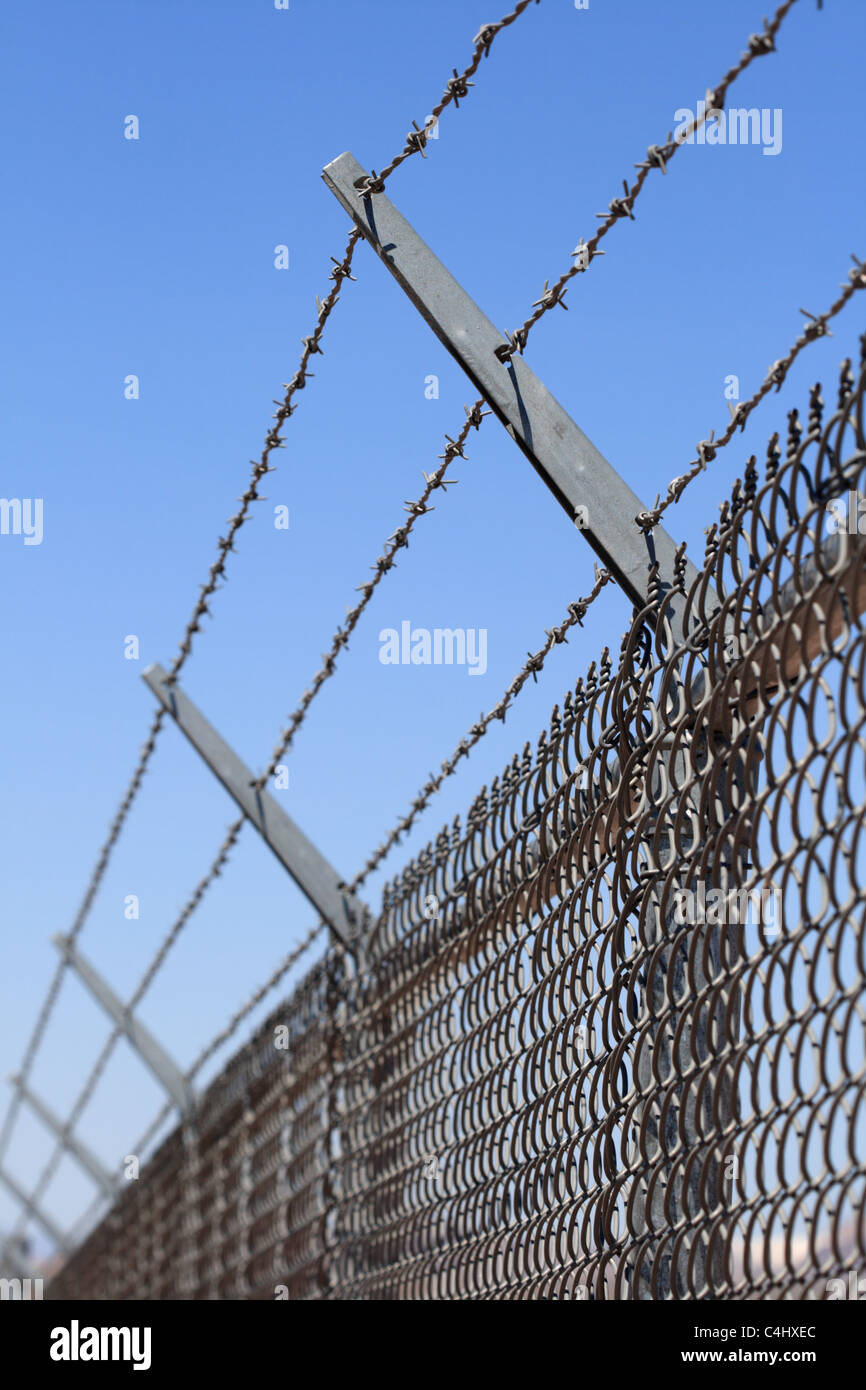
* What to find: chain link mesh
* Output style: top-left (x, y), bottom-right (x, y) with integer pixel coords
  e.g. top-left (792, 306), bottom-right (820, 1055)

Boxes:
top-left (49, 345), bottom-right (866, 1300)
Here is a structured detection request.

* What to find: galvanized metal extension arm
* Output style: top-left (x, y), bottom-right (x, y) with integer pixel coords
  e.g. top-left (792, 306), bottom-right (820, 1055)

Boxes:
top-left (51, 935), bottom-right (195, 1114)
top-left (142, 664), bottom-right (365, 950)
top-left (7, 1077), bottom-right (115, 1197)
top-left (322, 151), bottom-right (709, 643)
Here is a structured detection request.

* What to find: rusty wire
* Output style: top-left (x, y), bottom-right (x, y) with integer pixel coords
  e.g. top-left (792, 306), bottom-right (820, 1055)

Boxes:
top-left (51, 346), bottom-right (866, 1300)
top-left (27, 264), bottom-right (861, 1268)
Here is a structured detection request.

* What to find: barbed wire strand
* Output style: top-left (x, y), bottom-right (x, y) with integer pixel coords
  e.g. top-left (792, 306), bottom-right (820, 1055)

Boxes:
top-left (364, 1), bottom-right (542, 187)
top-left (255, 403), bottom-right (490, 784)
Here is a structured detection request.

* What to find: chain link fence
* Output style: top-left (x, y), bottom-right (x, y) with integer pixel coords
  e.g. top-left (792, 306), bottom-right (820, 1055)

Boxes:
top-left (49, 347), bottom-right (866, 1300)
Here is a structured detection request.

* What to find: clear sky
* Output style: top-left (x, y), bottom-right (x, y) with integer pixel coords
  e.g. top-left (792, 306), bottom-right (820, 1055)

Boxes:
top-left (1, 0), bottom-right (864, 1255)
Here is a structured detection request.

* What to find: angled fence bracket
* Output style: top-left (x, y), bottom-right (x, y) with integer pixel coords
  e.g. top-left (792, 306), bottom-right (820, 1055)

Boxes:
top-left (142, 663), bottom-right (366, 952)
top-left (51, 936), bottom-right (196, 1115)
top-left (7, 1076), bottom-right (115, 1198)
top-left (322, 151), bottom-right (717, 644)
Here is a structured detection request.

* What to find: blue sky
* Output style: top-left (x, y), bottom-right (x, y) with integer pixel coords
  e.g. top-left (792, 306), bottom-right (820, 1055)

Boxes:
top-left (1, 0), bottom-right (864, 1255)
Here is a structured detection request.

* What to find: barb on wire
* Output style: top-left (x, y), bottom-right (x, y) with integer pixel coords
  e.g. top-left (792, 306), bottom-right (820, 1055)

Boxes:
top-left (347, 568), bottom-right (614, 892)
top-left (493, 0), bottom-right (805, 364)
top-left (363, 0), bottom-right (542, 190)
top-left (635, 256), bottom-right (866, 532)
